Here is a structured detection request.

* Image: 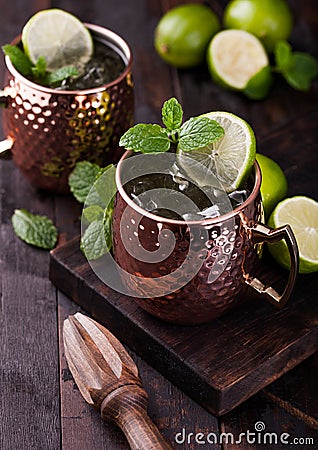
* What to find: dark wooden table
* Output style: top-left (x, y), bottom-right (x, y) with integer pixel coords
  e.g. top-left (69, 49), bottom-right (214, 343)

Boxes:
top-left (1, 1), bottom-right (317, 449)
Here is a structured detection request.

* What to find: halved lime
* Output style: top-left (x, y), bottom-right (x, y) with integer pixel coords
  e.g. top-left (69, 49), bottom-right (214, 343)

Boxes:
top-left (268, 196), bottom-right (318, 274)
top-left (22, 9), bottom-right (93, 72)
top-left (207, 29), bottom-right (272, 100)
top-left (177, 111), bottom-right (256, 192)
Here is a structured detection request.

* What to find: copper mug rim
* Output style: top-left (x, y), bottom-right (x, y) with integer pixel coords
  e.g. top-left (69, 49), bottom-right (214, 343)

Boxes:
top-left (4, 23), bottom-right (133, 95)
top-left (116, 150), bottom-right (262, 226)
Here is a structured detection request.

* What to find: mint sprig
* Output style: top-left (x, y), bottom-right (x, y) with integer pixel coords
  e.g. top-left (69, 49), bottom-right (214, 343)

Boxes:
top-left (2, 44), bottom-right (78, 87)
top-left (80, 220), bottom-right (107, 260)
top-left (70, 99), bottom-right (225, 261)
top-left (274, 40), bottom-right (318, 91)
top-left (162, 97), bottom-right (183, 130)
top-left (68, 161), bottom-right (101, 203)
top-left (12, 209), bottom-right (58, 249)
top-left (69, 161), bottom-right (116, 259)
top-left (179, 116), bottom-right (224, 152)
top-left (119, 97), bottom-right (224, 154)
top-left (2, 44), bottom-right (33, 76)
top-left (46, 65), bottom-right (79, 86)
top-left (31, 56), bottom-right (47, 79)
top-left (119, 124), bottom-right (171, 153)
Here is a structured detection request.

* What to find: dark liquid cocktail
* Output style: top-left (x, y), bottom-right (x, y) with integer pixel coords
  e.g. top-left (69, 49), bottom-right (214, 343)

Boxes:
top-left (123, 165), bottom-right (253, 221)
top-left (55, 38), bottom-right (126, 90)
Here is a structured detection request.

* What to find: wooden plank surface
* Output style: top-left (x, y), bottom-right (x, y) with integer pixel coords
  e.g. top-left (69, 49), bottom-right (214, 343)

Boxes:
top-left (1, 0), bottom-right (317, 449)
top-left (0, 1), bottom-right (60, 449)
top-left (49, 227), bottom-right (318, 417)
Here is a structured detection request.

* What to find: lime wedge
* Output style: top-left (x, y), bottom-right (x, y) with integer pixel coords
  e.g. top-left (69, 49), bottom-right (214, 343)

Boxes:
top-left (177, 111), bottom-right (256, 192)
top-left (268, 196), bottom-right (318, 274)
top-left (22, 9), bottom-right (93, 72)
top-left (207, 29), bottom-right (272, 99)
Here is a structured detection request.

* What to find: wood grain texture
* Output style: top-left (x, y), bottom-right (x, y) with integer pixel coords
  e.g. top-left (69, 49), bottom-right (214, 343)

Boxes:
top-left (1, 0), bottom-right (318, 448)
top-left (0, 149), bottom-right (60, 448)
top-left (49, 233), bottom-right (318, 417)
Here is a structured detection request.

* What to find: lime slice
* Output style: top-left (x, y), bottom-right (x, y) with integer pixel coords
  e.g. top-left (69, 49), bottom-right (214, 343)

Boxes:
top-left (177, 111), bottom-right (256, 192)
top-left (268, 196), bottom-right (318, 274)
top-left (22, 9), bottom-right (93, 72)
top-left (207, 29), bottom-right (272, 99)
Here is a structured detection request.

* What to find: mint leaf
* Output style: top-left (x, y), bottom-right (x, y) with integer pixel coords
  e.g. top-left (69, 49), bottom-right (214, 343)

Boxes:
top-left (79, 163), bottom-right (115, 257)
top-left (2, 44), bottom-right (33, 76)
top-left (162, 97), bottom-right (183, 131)
top-left (12, 209), bottom-right (57, 249)
top-left (119, 97), bottom-right (224, 155)
top-left (119, 123), bottom-right (171, 153)
top-left (93, 164), bottom-right (116, 206)
top-left (81, 220), bottom-right (108, 260)
top-left (32, 56), bottom-right (47, 80)
top-left (47, 65), bottom-right (78, 86)
top-left (274, 41), bottom-right (292, 71)
top-left (274, 41), bottom-right (318, 91)
top-left (83, 205), bottom-right (104, 222)
top-left (284, 53), bottom-right (318, 91)
top-left (69, 161), bottom-right (101, 203)
top-left (179, 117), bottom-right (224, 152)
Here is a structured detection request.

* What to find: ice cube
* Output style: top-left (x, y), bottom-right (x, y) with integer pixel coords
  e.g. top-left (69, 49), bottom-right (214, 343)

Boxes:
top-left (228, 189), bottom-right (249, 207)
top-left (197, 204), bottom-right (221, 219)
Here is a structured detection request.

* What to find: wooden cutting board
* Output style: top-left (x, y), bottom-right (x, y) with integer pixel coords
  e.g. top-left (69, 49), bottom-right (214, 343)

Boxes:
top-left (50, 109), bottom-right (318, 416)
top-left (49, 238), bottom-right (318, 416)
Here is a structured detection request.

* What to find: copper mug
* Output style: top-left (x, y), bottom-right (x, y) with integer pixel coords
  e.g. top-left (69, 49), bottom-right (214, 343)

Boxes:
top-left (112, 152), bottom-right (299, 325)
top-left (0, 24), bottom-right (133, 193)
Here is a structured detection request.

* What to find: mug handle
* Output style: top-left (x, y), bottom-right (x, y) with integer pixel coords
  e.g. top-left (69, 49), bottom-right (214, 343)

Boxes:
top-left (0, 90), bottom-right (14, 158)
top-left (245, 223), bottom-right (299, 307)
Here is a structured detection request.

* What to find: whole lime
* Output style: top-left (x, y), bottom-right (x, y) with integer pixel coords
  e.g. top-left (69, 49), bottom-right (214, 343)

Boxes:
top-left (154, 3), bottom-right (220, 68)
top-left (223, 0), bottom-right (293, 52)
top-left (256, 153), bottom-right (288, 218)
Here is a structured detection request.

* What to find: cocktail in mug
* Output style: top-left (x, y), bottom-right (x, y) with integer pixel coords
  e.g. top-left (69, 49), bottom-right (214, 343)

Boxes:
top-left (83, 100), bottom-right (299, 325)
top-left (0, 10), bottom-right (133, 192)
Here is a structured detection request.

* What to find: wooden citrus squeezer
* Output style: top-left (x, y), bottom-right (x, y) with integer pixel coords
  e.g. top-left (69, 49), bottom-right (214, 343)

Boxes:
top-left (63, 312), bottom-right (172, 450)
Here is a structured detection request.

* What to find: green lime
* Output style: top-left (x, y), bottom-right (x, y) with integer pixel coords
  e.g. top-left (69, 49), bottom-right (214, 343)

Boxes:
top-left (154, 3), bottom-right (220, 68)
top-left (223, 0), bottom-right (293, 52)
top-left (268, 196), bottom-right (318, 274)
top-left (256, 153), bottom-right (288, 218)
top-left (177, 111), bottom-right (256, 192)
top-left (207, 29), bottom-right (272, 100)
top-left (22, 9), bottom-right (93, 72)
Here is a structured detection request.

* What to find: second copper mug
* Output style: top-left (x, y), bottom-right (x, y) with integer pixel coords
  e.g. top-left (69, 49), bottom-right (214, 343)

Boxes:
top-left (112, 152), bottom-right (299, 325)
top-left (0, 23), bottom-right (133, 193)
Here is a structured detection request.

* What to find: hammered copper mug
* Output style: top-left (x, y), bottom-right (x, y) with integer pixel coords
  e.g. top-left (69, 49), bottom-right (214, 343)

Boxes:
top-left (0, 24), bottom-right (133, 193)
top-left (112, 152), bottom-right (299, 325)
